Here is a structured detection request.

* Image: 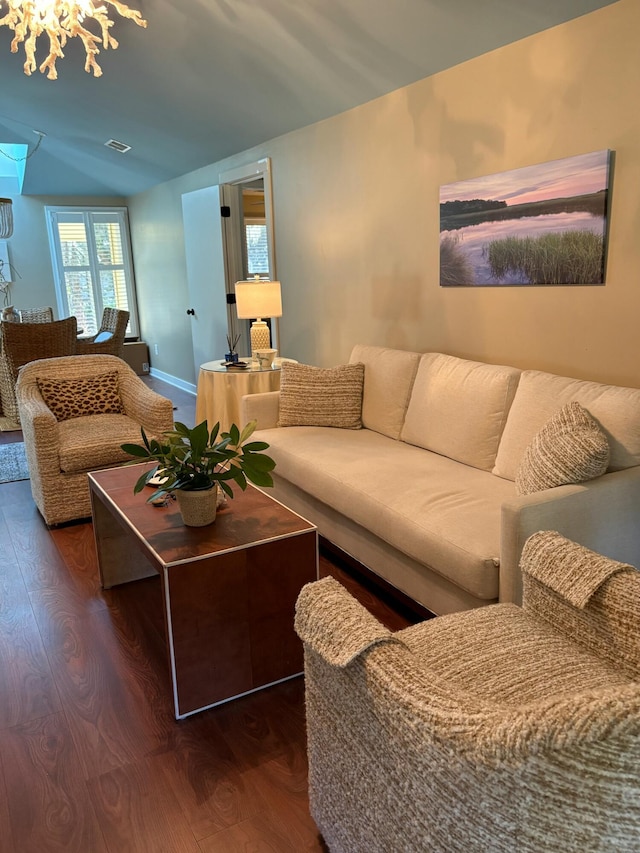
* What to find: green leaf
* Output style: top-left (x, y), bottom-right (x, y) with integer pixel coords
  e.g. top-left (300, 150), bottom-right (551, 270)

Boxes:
top-left (133, 465), bottom-right (159, 494)
top-left (239, 420), bottom-right (257, 444)
top-left (219, 480), bottom-right (234, 499)
top-left (243, 453), bottom-right (275, 472)
top-left (242, 440), bottom-right (270, 452)
top-left (245, 469), bottom-right (274, 488)
top-left (121, 443), bottom-right (150, 458)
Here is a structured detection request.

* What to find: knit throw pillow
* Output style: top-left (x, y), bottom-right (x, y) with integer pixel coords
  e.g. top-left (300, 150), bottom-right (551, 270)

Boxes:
top-left (277, 362), bottom-right (364, 429)
top-left (37, 371), bottom-right (124, 422)
top-left (515, 401), bottom-right (609, 495)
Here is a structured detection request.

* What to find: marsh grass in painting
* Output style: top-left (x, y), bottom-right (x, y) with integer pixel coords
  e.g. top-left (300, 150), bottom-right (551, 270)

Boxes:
top-left (439, 150), bottom-right (611, 286)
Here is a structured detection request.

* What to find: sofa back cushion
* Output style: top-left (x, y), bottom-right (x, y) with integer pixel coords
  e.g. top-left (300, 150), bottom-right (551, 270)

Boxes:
top-left (400, 353), bottom-right (521, 471)
top-left (493, 370), bottom-right (640, 480)
top-left (349, 345), bottom-right (421, 439)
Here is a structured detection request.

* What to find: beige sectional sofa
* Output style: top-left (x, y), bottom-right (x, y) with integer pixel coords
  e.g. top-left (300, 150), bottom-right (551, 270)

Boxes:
top-left (241, 345), bottom-right (640, 615)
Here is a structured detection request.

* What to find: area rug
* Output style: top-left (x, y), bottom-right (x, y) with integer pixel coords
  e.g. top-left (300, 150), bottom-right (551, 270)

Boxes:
top-left (0, 442), bottom-right (30, 483)
top-left (0, 416), bottom-right (21, 432)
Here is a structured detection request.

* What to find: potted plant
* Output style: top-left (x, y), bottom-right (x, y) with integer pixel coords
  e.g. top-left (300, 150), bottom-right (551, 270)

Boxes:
top-left (121, 419), bottom-right (275, 527)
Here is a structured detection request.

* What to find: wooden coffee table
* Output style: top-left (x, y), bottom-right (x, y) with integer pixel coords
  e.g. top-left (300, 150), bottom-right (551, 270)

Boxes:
top-left (88, 465), bottom-right (318, 719)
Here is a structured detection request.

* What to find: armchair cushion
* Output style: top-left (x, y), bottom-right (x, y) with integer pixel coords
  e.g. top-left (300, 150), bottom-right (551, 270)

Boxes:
top-left (58, 414), bottom-right (147, 473)
top-left (37, 371), bottom-right (124, 422)
top-left (515, 401), bottom-right (609, 495)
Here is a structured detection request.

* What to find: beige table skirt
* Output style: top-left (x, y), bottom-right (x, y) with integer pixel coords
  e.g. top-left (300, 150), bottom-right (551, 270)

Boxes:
top-left (195, 363), bottom-right (281, 433)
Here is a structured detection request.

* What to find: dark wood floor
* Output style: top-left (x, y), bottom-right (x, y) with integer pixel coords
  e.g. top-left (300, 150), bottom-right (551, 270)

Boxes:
top-left (0, 374), bottom-right (423, 852)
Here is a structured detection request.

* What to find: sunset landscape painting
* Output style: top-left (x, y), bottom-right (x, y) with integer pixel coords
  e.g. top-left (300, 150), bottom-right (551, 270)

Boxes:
top-left (440, 150), bottom-right (612, 286)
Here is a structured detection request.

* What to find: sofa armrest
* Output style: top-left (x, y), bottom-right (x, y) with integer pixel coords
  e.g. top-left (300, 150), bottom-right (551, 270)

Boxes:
top-left (118, 374), bottom-right (174, 436)
top-left (500, 467), bottom-right (640, 604)
top-left (240, 390), bottom-right (280, 430)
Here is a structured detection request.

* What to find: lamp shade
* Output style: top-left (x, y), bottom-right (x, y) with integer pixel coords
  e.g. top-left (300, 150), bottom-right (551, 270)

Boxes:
top-left (235, 280), bottom-right (282, 320)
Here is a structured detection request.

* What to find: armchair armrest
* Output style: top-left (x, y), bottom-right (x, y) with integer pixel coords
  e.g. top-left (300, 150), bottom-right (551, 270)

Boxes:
top-left (240, 390), bottom-right (280, 430)
top-left (17, 383), bottom-right (59, 474)
top-left (500, 467), bottom-right (640, 604)
top-left (118, 373), bottom-right (174, 437)
top-left (295, 577), bottom-right (399, 666)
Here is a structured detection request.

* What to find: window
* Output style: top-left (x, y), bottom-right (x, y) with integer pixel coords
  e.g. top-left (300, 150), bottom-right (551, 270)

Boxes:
top-left (45, 206), bottom-right (139, 337)
top-left (244, 220), bottom-right (269, 277)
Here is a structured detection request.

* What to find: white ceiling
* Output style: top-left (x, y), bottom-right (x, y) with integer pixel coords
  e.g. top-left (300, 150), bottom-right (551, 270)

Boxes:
top-left (0, 0), bottom-right (619, 197)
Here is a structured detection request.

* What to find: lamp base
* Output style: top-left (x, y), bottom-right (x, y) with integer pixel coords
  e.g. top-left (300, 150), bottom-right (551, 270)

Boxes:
top-left (250, 320), bottom-right (271, 356)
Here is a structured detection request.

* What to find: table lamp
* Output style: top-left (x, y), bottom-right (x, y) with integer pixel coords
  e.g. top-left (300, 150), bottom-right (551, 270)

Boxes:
top-left (235, 278), bottom-right (282, 357)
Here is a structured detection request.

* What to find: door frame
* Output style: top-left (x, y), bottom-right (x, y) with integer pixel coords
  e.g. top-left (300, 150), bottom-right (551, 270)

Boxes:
top-left (219, 158), bottom-right (279, 352)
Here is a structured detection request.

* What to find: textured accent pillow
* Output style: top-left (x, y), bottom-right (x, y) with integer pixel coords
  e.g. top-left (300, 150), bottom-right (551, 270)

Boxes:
top-left (37, 371), bottom-right (124, 422)
top-left (515, 402), bottom-right (610, 495)
top-left (277, 362), bottom-right (364, 429)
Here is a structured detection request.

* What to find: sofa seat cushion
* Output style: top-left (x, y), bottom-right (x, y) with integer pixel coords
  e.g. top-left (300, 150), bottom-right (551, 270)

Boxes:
top-left (399, 604), bottom-right (633, 706)
top-left (401, 353), bottom-right (521, 472)
top-left (494, 370), bottom-right (640, 480)
top-left (259, 426), bottom-right (517, 600)
top-left (58, 414), bottom-right (145, 473)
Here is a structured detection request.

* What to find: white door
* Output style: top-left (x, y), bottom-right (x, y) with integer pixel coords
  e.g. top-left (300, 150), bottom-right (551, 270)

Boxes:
top-left (181, 185), bottom-right (229, 380)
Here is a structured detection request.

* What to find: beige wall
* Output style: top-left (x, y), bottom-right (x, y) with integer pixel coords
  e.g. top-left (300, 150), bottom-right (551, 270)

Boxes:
top-left (130, 0), bottom-right (640, 387)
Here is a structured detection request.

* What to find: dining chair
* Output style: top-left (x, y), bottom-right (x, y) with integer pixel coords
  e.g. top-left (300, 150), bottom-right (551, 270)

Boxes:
top-left (0, 316), bottom-right (78, 423)
top-left (76, 307), bottom-right (129, 358)
top-left (19, 306), bottom-right (54, 323)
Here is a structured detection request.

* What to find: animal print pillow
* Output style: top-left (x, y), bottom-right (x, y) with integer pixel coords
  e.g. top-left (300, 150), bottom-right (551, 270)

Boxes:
top-left (37, 371), bottom-right (124, 421)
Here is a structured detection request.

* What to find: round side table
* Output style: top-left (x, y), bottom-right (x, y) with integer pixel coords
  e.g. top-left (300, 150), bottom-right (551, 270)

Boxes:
top-left (195, 359), bottom-right (282, 433)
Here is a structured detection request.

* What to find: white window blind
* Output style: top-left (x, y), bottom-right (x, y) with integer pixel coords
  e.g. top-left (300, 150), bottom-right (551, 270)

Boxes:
top-left (45, 206), bottom-right (139, 337)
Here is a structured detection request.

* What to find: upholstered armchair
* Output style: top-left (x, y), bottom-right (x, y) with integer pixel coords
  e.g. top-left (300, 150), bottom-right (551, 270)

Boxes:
top-left (296, 531), bottom-right (640, 853)
top-left (76, 307), bottom-right (129, 358)
top-left (17, 354), bottom-right (174, 526)
top-left (0, 316), bottom-right (78, 423)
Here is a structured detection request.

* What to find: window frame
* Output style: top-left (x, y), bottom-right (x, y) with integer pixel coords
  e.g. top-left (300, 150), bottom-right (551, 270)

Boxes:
top-left (45, 205), bottom-right (139, 338)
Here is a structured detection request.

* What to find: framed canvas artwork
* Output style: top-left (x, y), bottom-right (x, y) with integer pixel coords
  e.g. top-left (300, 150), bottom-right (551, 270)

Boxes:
top-left (440, 150), bottom-right (612, 286)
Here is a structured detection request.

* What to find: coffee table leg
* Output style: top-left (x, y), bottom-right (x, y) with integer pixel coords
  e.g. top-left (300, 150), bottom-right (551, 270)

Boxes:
top-left (91, 487), bottom-right (158, 589)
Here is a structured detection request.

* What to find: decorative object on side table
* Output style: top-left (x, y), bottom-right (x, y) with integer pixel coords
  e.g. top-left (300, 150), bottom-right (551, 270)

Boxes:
top-left (235, 277), bottom-right (282, 358)
top-left (255, 348), bottom-right (278, 369)
top-left (224, 332), bottom-right (241, 364)
top-left (121, 420), bottom-right (276, 527)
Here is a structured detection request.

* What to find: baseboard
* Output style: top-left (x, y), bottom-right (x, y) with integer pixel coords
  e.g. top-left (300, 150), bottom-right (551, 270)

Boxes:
top-left (149, 367), bottom-right (196, 396)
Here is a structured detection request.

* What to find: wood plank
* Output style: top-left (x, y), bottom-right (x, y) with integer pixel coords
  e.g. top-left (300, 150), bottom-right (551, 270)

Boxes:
top-left (28, 602), bottom-right (172, 780)
top-left (0, 712), bottom-right (108, 852)
top-left (0, 510), bottom-right (60, 729)
top-left (87, 756), bottom-right (201, 853)
top-left (153, 713), bottom-right (271, 841)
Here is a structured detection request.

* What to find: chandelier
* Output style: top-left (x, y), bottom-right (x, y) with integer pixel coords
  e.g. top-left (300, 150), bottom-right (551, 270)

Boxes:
top-left (0, 1), bottom-right (147, 80)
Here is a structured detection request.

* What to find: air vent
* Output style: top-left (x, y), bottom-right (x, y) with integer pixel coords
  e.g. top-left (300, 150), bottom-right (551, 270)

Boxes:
top-left (104, 139), bottom-right (131, 153)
